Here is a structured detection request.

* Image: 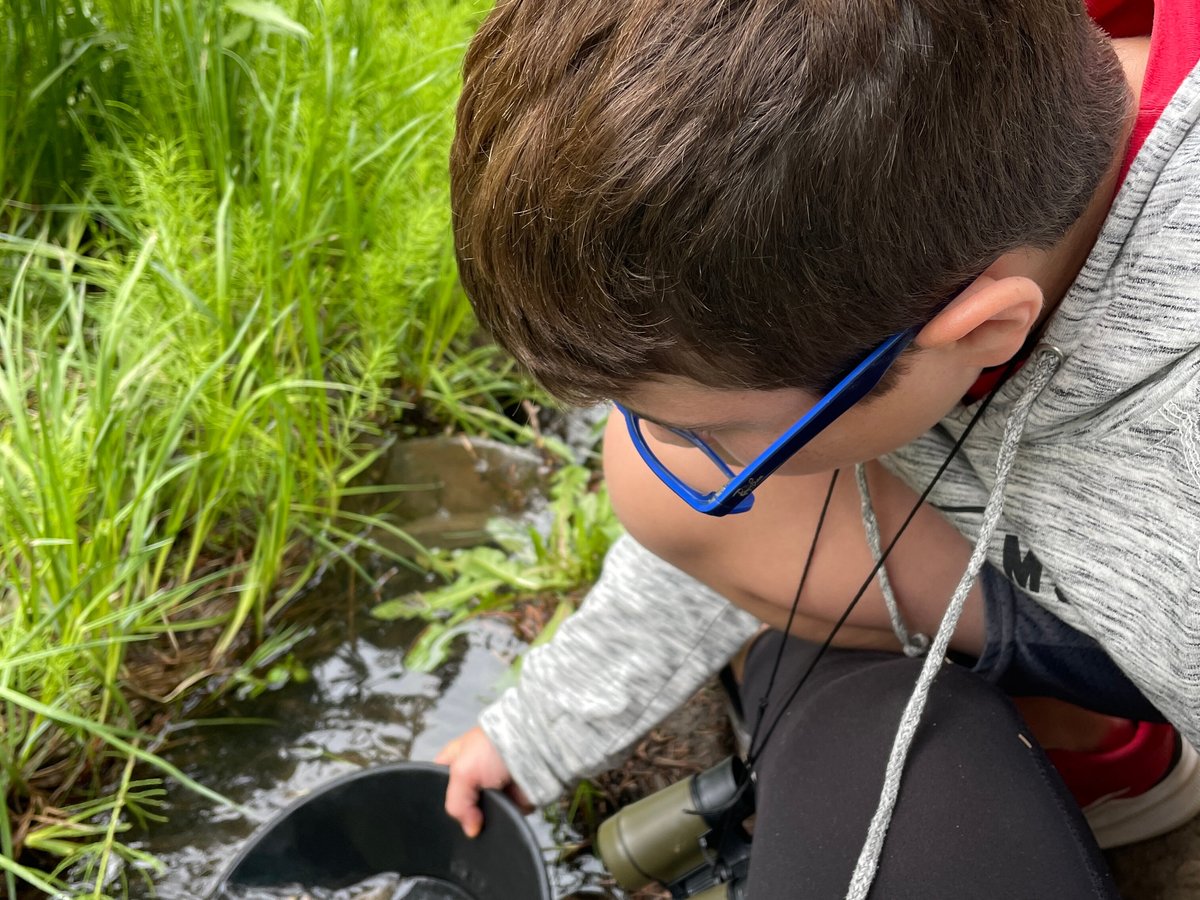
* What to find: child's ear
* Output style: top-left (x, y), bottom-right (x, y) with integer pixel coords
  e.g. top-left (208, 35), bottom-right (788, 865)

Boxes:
top-left (914, 275), bottom-right (1044, 367)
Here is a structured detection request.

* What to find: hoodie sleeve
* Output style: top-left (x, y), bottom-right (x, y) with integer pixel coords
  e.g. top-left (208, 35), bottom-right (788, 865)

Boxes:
top-left (478, 532), bottom-right (762, 804)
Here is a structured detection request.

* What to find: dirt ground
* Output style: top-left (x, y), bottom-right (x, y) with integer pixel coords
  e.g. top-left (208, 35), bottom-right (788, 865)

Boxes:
top-left (1110, 819), bottom-right (1200, 898)
top-left (572, 681), bottom-right (1200, 899)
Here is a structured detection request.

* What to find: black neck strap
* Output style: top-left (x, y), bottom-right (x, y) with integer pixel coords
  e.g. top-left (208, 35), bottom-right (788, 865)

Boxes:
top-left (745, 358), bottom-right (1019, 768)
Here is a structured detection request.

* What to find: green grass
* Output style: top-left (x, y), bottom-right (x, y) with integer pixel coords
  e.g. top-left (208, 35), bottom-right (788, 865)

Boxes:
top-left (0, 0), bottom-right (549, 895)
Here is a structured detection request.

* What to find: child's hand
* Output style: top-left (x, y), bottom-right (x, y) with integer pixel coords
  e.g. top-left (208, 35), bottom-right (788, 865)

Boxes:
top-left (435, 726), bottom-right (532, 837)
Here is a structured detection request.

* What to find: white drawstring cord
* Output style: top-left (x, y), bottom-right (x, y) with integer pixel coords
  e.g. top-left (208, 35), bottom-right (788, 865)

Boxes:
top-left (857, 463), bottom-right (931, 658)
top-left (846, 346), bottom-right (1063, 899)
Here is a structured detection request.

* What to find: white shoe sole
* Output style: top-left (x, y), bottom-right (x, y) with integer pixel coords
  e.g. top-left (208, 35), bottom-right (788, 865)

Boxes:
top-left (1086, 736), bottom-right (1200, 849)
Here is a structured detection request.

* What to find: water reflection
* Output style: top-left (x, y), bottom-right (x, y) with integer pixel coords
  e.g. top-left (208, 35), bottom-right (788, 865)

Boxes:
top-left (132, 599), bottom-right (615, 898)
top-left (128, 435), bottom-right (616, 898)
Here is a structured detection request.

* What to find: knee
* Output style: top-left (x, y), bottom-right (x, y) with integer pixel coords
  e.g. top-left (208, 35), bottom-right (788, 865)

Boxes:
top-left (833, 655), bottom-right (1022, 740)
top-left (796, 652), bottom-right (1017, 730)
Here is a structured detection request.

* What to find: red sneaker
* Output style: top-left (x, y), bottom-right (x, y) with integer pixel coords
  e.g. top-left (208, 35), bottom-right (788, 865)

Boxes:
top-left (1046, 721), bottom-right (1200, 848)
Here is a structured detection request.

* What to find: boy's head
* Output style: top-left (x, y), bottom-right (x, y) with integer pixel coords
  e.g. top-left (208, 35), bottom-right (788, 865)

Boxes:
top-left (451, 0), bottom-right (1130, 474)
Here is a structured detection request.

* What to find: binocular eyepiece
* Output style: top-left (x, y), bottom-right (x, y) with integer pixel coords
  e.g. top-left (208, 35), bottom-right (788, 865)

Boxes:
top-left (596, 756), bottom-right (754, 899)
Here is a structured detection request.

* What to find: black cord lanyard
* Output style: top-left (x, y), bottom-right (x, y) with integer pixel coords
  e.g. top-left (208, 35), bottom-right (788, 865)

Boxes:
top-left (742, 358), bottom-right (1021, 770)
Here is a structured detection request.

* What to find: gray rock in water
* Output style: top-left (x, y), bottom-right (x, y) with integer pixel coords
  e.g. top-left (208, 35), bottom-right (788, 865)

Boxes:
top-left (348, 435), bottom-right (548, 552)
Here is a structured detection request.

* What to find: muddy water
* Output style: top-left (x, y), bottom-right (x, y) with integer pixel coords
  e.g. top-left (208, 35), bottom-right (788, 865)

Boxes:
top-left (129, 437), bottom-right (618, 899)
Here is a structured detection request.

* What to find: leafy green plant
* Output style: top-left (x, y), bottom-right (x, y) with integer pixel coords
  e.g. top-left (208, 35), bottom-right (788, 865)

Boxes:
top-left (0, 236), bottom-right (355, 897)
top-left (372, 464), bottom-right (624, 672)
top-left (565, 778), bottom-right (606, 835)
top-left (0, 0), bottom-right (127, 225)
top-left (0, 0), bottom-right (536, 894)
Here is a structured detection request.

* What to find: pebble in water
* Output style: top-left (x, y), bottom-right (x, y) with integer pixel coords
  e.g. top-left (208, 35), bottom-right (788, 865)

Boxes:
top-left (221, 872), bottom-right (475, 900)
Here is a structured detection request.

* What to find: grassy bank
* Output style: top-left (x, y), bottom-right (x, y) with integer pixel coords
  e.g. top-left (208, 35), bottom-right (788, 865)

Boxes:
top-left (0, 0), bottom-right (518, 895)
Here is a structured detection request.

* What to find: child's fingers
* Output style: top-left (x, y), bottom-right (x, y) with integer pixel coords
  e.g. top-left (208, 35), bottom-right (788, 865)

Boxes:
top-left (444, 765), bottom-right (484, 838)
top-left (438, 727), bottom-right (516, 838)
top-left (433, 736), bottom-right (462, 767)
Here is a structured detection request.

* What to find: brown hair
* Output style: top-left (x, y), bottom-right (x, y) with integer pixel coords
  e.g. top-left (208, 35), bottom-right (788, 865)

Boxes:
top-left (451, 0), bottom-right (1128, 404)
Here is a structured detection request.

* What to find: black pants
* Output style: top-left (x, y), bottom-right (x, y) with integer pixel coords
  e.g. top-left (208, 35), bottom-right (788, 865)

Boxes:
top-left (739, 632), bottom-right (1119, 899)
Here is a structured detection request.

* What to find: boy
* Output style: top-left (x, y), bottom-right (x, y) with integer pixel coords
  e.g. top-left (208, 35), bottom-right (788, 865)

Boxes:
top-left (437, 0), bottom-right (1200, 893)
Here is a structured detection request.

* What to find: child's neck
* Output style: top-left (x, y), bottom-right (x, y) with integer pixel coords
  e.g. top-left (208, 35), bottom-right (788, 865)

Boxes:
top-left (1020, 35), bottom-right (1153, 332)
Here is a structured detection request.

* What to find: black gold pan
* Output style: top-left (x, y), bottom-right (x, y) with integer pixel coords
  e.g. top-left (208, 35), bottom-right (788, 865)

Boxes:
top-left (210, 762), bottom-right (550, 900)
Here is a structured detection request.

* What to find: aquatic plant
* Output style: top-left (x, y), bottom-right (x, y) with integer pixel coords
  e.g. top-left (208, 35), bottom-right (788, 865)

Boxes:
top-left (372, 464), bottom-right (624, 673)
top-left (0, 0), bottom-right (525, 894)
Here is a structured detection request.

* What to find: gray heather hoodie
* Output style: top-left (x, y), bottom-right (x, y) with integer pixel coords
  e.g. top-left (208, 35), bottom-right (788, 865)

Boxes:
top-left (479, 59), bottom-right (1200, 878)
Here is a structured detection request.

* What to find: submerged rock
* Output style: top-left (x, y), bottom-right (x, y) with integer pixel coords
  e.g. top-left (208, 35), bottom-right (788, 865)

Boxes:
top-left (350, 436), bottom-right (547, 552)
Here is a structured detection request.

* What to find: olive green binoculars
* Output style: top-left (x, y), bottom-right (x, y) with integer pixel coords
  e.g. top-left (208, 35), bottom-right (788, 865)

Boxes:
top-left (596, 756), bottom-right (753, 899)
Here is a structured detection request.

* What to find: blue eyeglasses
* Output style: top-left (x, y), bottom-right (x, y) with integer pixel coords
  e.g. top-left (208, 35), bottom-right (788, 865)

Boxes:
top-left (616, 327), bottom-right (919, 516)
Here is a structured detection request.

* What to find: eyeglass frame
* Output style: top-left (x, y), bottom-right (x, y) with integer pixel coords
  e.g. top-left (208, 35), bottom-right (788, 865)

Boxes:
top-left (615, 325), bottom-right (921, 516)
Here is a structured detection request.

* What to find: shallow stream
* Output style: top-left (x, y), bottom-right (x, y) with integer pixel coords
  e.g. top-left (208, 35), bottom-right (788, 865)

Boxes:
top-left (132, 611), bottom-right (614, 897)
top-left (129, 437), bottom-right (618, 899)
